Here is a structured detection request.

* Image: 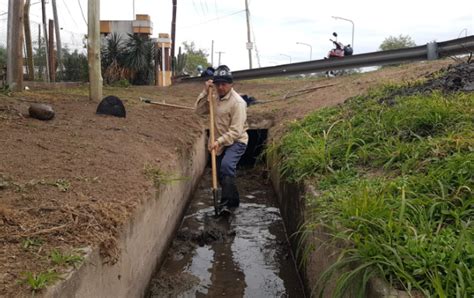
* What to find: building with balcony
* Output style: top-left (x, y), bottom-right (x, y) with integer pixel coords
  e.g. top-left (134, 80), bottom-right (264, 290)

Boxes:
top-left (100, 14), bottom-right (153, 39)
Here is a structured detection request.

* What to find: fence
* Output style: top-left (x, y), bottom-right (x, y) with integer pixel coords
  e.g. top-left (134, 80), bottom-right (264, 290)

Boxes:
top-left (0, 15), bottom-right (87, 83)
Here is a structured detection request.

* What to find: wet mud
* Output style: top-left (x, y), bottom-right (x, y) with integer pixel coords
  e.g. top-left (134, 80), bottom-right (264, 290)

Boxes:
top-left (147, 167), bottom-right (305, 297)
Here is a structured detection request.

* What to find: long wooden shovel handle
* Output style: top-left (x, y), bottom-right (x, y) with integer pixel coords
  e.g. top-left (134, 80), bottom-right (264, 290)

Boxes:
top-left (208, 87), bottom-right (218, 190)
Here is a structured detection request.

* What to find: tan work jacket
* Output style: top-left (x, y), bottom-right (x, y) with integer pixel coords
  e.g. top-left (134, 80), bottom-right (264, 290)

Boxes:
top-left (195, 88), bottom-right (249, 155)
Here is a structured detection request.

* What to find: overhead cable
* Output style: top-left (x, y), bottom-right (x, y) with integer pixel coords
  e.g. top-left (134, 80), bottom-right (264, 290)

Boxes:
top-left (178, 9), bottom-right (245, 29)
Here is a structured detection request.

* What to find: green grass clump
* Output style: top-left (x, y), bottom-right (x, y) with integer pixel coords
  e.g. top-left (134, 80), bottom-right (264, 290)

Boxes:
top-left (143, 163), bottom-right (188, 189)
top-left (268, 86), bottom-right (474, 296)
top-left (49, 249), bottom-right (84, 268)
top-left (21, 238), bottom-right (43, 251)
top-left (19, 270), bottom-right (60, 292)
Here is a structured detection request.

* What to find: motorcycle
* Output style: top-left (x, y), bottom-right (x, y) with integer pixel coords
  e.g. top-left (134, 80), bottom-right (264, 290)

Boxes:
top-left (326, 32), bottom-right (353, 76)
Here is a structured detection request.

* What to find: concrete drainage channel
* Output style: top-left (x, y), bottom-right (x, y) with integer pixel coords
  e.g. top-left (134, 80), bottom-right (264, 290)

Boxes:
top-left (44, 127), bottom-right (308, 297)
top-left (46, 132), bottom-right (208, 297)
top-left (146, 127), bottom-right (306, 296)
top-left (146, 169), bottom-right (305, 297)
top-left (44, 125), bottom-right (396, 297)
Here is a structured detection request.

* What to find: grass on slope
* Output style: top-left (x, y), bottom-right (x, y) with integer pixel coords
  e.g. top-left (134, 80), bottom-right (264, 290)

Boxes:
top-left (268, 83), bottom-right (474, 297)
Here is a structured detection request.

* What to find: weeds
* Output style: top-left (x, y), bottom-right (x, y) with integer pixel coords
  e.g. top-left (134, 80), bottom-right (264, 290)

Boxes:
top-left (12, 178), bottom-right (72, 192)
top-left (49, 249), bottom-right (84, 268)
top-left (22, 238), bottom-right (43, 251)
top-left (268, 85), bottom-right (474, 296)
top-left (53, 179), bottom-right (71, 192)
top-left (19, 270), bottom-right (60, 292)
top-left (143, 163), bottom-right (188, 189)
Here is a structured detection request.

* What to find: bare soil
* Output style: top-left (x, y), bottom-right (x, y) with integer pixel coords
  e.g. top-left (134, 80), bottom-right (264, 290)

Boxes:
top-left (0, 59), bottom-right (457, 296)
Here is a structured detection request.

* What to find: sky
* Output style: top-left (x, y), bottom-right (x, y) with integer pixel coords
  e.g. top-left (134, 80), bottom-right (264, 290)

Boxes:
top-left (1, 0), bottom-right (473, 71)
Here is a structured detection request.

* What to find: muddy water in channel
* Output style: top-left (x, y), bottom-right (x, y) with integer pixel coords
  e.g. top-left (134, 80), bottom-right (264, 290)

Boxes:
top-left (147, 167), bottom-right (305, 297)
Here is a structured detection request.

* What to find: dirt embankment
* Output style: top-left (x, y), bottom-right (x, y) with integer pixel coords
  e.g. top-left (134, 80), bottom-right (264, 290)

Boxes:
top-left (0, 58), bottom-right (456, 296)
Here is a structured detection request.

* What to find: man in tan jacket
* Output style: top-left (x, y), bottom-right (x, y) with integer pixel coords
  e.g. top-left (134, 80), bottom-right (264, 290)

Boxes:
top-left (195, 65), bottom-right (248, 209)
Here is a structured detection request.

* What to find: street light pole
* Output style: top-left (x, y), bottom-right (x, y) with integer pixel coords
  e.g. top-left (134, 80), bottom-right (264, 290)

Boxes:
top-left (279, 54), bottom-right (291, 63)
top-left (296, 42), bottom-right (312, 60)
top-left (332, 16), bottom-right (354, 51)
top-left (244, 0), bottom-right (253, 69)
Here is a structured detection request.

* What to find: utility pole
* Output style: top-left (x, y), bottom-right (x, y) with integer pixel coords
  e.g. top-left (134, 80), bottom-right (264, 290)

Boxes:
top-left (38, 23), bottom-right (43, 79)
top-left (88, 0), bottom-right (103, 101)
top-left (7, 0), bottom-right (24, 91)
top-left (170, 0), bottom-right (177, 74)
top-left (52, 0), bottom-right (62, 73)
top-left (48, 19), bottom-right (56, 82)
top-left (244, 0), bottom-right (252, 69)
top-left (216, 51), bottom-right (225, 66)
top-left (211, 40), bottom-right (214, 66)
top-left (24, 0), bottom-right (34, 81)
top-left (41, 0), bottom-right (50, 82)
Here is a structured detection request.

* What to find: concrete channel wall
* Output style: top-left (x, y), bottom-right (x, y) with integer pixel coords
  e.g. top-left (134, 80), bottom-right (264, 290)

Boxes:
top-left (269, 157), bottom-right (408, 297)
top-left (44, 132), bottom-right (207, 298)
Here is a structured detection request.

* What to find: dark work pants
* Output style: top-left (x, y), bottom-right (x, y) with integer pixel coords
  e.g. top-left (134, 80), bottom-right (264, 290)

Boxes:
top-left (217, 142), bottom-right (247, 182)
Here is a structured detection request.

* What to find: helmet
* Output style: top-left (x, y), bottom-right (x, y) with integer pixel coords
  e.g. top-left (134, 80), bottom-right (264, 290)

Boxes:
top-left (213, 65), bottom-right (233, 83)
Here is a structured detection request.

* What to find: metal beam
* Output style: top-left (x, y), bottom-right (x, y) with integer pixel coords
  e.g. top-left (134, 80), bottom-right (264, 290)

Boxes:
top-left (182, 36), bottom-right (474, 82)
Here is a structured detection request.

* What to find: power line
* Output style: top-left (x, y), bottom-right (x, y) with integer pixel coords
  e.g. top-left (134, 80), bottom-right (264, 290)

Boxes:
top-left (214, 0), bottom-right (219, 20)
top-left (192, 0), bottom-right (199, 16)
top-left (178, 9), bottom-right (245, 29)
top-left (252, 25), bottom-right (261, 68)
top-left (77, 0), bottom-right (87, 26)
top-left (199, 0), bottom-right (206, 15)
top-left (61, 0), bottom-right (79, 27)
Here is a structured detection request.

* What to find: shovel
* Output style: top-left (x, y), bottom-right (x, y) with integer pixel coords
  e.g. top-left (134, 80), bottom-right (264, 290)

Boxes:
top-left (208, 87), bottom-right (220, 216)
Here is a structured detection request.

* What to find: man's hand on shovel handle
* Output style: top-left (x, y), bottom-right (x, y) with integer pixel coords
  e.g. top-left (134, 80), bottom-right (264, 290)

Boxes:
top-left (205, 80), bottom-right (214, 97)
top-left (208, 141), bottom-right (220, 153)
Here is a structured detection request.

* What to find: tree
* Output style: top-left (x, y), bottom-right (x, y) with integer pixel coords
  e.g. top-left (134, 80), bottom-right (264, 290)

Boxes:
top-left (124, 33), bottom-right (155, 85)
top-left (60, 49), bottom-right (88, 81)
top-left (379, 35), bottom-right (416, 51)
top-left (0, 46), bottom-right (6, 67)
top-left (101, 33), bottom-right (128, 84)
top-left (182, 41), bottom-right (209, 76)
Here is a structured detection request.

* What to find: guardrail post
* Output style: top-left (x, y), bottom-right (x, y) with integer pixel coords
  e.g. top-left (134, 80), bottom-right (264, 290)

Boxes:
top-left (427, 42), bottom-right (439, 60)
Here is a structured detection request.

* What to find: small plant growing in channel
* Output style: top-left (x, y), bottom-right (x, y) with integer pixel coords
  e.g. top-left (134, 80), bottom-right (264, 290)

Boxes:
top-left (19, 270), bottom-right (60, 292)
top-left (143, 163), bottom-right (188, 188)
top-left (49, 249), bottom-right (84, 268)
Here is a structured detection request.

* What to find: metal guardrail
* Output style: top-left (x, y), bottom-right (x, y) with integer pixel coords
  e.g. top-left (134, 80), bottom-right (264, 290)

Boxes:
top-left (182, 35), bottom-right (474, 82)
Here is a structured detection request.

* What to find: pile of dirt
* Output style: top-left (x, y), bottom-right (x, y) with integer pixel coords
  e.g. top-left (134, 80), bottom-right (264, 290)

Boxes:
top-left (377, 61), bottom-right (474, 105)
top-left (425, 61), bottom-right (474, 92)
top-left (0, 58), bottom-right (460, 296)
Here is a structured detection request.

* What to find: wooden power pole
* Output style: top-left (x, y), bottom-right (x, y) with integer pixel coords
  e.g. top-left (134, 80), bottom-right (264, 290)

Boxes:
top-left (24, 0), bottom-right (34, 81)
top-left (170, 0), bottom-right (177, 74)
top-left (88, 0), bottom-right (102, 101)
top-left (6, 0), bottom-right (24, 91)
top-left (51, 0), bottom-right (62, 73)
top-left (48, 19), bottom-right (56, 82)
top-left (41, 0), bottom-right (50, 82)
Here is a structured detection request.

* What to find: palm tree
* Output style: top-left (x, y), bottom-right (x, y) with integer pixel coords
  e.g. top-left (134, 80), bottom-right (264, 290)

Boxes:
top-left (124, 34), bottom-right (155, 85)
top-left (101, 33), bottom-right (128, 84)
